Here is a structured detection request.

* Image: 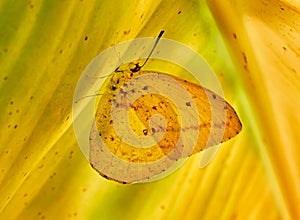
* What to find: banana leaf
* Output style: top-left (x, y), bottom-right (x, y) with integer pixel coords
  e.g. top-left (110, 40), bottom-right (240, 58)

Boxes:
top-left (0, 0), bottom-right (299, 219)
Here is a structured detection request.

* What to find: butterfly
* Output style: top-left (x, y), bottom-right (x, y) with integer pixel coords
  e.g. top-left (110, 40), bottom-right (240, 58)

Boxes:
top-left (78, 31), bottom-right (242, 184)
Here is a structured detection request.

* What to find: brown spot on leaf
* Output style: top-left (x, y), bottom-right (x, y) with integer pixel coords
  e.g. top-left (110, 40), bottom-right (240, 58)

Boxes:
top-left (50, 172), bottom-right (56, 179)
top-left (123, 30), bottom-right (131, 35)
top-left (69, 151), bottom-right (74, 159)
top-left (28, 1), bottom-right (34, 8)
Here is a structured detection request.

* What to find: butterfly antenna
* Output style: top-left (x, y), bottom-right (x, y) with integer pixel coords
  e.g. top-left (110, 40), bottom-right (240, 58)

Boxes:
top-left (75, 93), bottom-right (104, 103)
top-left (139, 30), bottom-right (164, 69)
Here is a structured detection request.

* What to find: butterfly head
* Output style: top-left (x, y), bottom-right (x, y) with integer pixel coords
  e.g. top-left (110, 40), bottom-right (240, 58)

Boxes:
top-left (128, 61), bottom-right (142, 73)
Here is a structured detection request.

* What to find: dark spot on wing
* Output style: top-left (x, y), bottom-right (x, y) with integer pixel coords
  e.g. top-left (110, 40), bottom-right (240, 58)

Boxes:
top-left (233, 33), bottom-right (237, 39)
top-left (242, 52), bottom-right (248, 64)
top-left (123, 30), bottom-right (131, 35)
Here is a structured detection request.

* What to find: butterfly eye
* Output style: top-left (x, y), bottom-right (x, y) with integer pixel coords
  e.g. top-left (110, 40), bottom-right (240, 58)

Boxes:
top-left (129, 62), bottom-right (141, 72)
top-left (110, 85), bottom-right (117, 91)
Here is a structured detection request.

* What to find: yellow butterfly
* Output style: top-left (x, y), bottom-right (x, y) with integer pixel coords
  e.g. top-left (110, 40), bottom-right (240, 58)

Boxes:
top-left (84, 31), bottom-right (242, 184)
